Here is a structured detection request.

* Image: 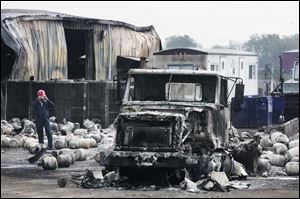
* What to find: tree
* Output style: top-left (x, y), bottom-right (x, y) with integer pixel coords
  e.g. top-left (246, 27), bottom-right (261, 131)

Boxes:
top-left (164, 35), bottom-right (202, 49)
top-left (243, 33), bottom-right (299, 70)
top-left (212, 40), bottom-right (243, 50)
top-left (211, 45), bottom-right (225, 49)
top-left (243, 34), bottom-right (299, 81)
top-left (228, 40), bottom-right (243, 50)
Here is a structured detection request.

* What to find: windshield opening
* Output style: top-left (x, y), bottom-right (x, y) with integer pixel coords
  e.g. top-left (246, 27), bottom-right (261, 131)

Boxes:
top-left (129, 74), bottom-right (217, 103)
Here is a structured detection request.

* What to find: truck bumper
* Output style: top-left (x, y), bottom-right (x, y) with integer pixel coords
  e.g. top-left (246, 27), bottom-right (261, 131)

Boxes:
top-left (106, 151), bottom-right (200, 168)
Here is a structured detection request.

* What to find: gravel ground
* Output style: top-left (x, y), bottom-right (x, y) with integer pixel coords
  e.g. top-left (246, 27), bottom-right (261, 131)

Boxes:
top-left (1, 148), bottom-right (299, 198)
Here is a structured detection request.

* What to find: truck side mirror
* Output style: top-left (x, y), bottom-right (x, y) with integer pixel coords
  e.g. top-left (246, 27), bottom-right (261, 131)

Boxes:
top-left (232, 83), bottom-right (244, 112)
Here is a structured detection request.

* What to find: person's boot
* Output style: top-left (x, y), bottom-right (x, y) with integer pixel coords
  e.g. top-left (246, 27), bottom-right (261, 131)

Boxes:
top-left (47, 146), bottom-right (55, 150)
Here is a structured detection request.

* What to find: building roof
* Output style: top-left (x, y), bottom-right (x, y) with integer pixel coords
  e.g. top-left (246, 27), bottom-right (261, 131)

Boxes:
top-left (1, 9), bottom-right (155, 32)
top-left (154, 47), bottom-right (257, 56)
top-left (283, 49), bottom-right (299, 53)
top-left (128, 69), bottom-right (221, 76)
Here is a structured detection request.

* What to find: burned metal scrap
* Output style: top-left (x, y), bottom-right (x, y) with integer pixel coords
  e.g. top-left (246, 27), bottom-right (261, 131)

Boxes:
top-left (97, 69), bottom-right (250, 185)
top-left (104, 111), bottom-right (231, 180)
top-left (230, 139), bottom-right (261, 175)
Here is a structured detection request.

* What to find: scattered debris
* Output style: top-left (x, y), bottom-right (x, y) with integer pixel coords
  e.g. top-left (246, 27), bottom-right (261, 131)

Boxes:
top-left (59, 149), bottom-right (76, 164)
top-left (273, 143), bottom-right (288, 155)
top-left (285, 162), bottom-right (299, 176)
top-left (209, 171), bottom-right (229, 187)
top-left (71, 170), bottom-right (105, 189)
top-left (287, 146), bottom-right (299, 160)
top-left (258, 118), bottom-right (299, 138)
top-left (289, 132), bottom-right (299, 142)
top-left (83, 119), bottom-right (99, 132)
top-left (57, 154), bottom-right (73, 168)
top-left (260, 137), bottom-right (273, 150)
top-left (57, 178), bottom-right (68, 188)
top-left (198, 171), bottom-right (234, 192)
top-left (73, 129), bottom-right (88, 137)
top-left (265, 153), bottom-right (287, 167)
top-left (1, 115), bottom-right (299, 193)
top-left (54, 137), bottom-right (66, 149)
top-left (1, 120), bottom-right (14, 135)
top-left (269, 166), bottom-right (287, 176)
top-left (290, 157), bottom-right (299, 162)
top-left (231, 161), bottom-right (248, 179)
top-left (228, 181), bottom-right (251, 189)
top-left (231, 139), bottom-right (261, 174)
top-left (180, 177), bottom-right (200, 193)
top-left (74, 149), bottom-right (88, 161)
top-left (38, 155), bottom-right (58, 170)
top-left (257, 158), bottom-right (271, 176)
top-left (288, 139), bottom-right (299, 149)
top-left (270, 132), bottom-right (289, 145)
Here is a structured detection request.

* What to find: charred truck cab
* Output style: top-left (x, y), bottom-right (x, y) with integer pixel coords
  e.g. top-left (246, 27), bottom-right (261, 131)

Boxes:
top-left (106, 69), bottom-right (244, 180)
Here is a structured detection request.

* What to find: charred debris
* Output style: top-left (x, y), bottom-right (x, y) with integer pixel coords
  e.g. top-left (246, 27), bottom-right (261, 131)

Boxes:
top-left (1, 69), bottom-right (299, 193)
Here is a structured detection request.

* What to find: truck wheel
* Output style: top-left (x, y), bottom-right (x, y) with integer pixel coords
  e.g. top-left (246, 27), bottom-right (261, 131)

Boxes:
top-left (210, 149), bottom-right (234, 176)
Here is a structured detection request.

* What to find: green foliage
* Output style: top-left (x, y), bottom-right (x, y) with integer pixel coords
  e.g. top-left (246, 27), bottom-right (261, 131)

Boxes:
top-left (164, 35), bottom-right (201, 49)
top-left (212, 40), bottom-right (243, 50)
top-left (243, 34), bottom-right (299, 69)
top-left (212, 34), bottom-right (299, 76)
top-left (164, 33), bottom-right (298, 77)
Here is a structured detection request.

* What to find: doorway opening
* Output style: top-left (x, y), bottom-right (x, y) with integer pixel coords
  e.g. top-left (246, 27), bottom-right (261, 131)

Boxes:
top-left (1, 39), bottom-right (16, 80)
top-left (65, 29), bottom-right (92, 80)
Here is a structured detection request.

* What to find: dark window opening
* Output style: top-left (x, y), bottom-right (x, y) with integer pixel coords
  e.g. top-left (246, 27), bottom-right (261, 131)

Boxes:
top-left (249, 65), bottom-right (256, 79)
top-left (210, 64), bottom-right (218, 71)
top-left (64, 29), bottom-right (94, 80)
top-left (132, 74), bottom-right (217, 103)
top-left (1, 39), bottom-right (16, 80)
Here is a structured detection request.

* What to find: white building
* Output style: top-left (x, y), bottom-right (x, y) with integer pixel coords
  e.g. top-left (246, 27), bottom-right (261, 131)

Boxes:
top-left (152, 48), bottom-right (258, 98)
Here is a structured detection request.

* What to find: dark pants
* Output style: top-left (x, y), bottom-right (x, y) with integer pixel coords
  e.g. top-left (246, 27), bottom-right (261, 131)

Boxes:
top-left (36, 119), bottom-right (53, 148)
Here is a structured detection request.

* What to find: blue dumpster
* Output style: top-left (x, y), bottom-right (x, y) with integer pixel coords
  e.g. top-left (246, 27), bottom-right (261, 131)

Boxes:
top-left (231, 95), bottom-right (274, 128)
top-left (231, 97), bottom-right (249, 128)
top-left (272, 96), bottom-right (285, 124)
top-left (248, 96), bottom-right (273, 128)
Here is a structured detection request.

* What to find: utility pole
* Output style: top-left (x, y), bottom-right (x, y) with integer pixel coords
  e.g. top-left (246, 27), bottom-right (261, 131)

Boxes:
top-left (265, 64), bottom-right (268, 95)
top-left (279, 55), bottom-right (284, 95)
top-left (270, 64), bottom-right (274, 94)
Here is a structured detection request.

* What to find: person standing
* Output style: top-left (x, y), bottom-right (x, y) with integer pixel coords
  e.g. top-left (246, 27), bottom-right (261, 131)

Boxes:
top-left (32, 89), bottom-right (55, 149)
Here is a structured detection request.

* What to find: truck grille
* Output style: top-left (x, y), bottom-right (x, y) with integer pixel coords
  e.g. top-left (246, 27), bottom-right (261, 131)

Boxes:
top-left (122, 120), bottom-right (173, 147)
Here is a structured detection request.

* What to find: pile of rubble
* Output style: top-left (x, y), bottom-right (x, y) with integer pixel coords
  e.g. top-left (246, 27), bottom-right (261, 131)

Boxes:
top-left (258, 130), bottom-right (299, 176)
top-left (1, 117), bottom-right (116, 170)
top-left (57, 168), bottom-right (251, 193)
top-left (180, 171), bottom-right (250, 193)
top-left (2, 116), bottom-right (299, 192)
top-left (36, 148), bottom-right (91, 170)
top-left (228, 125), bottom-right (299, 177)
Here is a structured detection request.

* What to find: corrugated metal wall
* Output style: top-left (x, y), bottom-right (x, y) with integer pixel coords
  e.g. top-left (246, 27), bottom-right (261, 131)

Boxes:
top-left (1, 16), bottom-right (161, 81)
top-left (1, 19), bottom-right (68, 80)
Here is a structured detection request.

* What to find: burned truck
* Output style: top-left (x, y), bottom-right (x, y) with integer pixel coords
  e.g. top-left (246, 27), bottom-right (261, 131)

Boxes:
top-left (105, 69), bottom-right (244, 181)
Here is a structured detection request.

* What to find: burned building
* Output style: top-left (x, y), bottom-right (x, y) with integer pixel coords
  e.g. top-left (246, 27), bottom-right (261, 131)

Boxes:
top-left (1, 9), bottom-right (161, 81)
top-left (1, 9), bottom-right (161, 125)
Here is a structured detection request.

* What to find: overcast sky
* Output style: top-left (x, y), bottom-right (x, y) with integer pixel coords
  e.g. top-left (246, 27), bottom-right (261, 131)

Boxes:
top-left (1, 1), bottom-right (299, 48)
